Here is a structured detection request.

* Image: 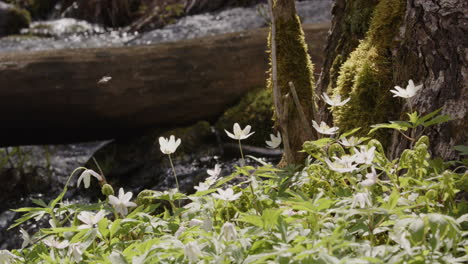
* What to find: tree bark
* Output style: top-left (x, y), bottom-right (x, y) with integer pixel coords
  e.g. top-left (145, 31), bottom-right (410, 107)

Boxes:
top-left (315, 0), bottom-right (379, 124)
top-left (269, 0), bottom-right (317, 166)
top-left (318, 0), bottom-right (467, 160)
top-left (390, 0), bottom-right (468, 160)
top-left (0, 23), bottom-right (329, 146)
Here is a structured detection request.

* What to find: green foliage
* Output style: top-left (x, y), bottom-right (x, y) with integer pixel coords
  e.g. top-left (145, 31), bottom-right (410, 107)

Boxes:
top-left (370, 108), bottom-right (454, 143)
top-left (8, 124), bottom-right (467, 263)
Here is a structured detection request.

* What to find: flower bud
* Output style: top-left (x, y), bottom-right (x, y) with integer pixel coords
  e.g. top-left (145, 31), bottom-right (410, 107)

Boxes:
top-left (189, 219), bottom-right (203, 227)
top-left (136, 190), bottom-right (155, 205)
top-left (101, 184), bottom-right (114, 196)
top-left (328, 143), bottom-right (345, 157)
top-left (221, 222), bottom-right (237, 241)
top-left (184, 242), bottom-right (201, 263)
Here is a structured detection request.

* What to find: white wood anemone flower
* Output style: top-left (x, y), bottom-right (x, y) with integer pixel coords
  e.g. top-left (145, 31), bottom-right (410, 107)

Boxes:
top-left (225, 123), bottom-right (255, 140)
top-left (77, 169), bottom-right (102, 189)
top-left (390, 79), bottom-right (422, 98)
top-left (68, 243), bottom-right (84, 263)
top-left (20, 228), bottom-right (33, 249)
top-left (351, 191), bottom-right (372, 209)
top-left (221, 222), bottom-right (238, 241)
top-left (266, 131), bottom-right (282, 149)
top-left (77, 210), bottom-right (107, 229)
top-left (0, 250), bottom-right (22, 263)
top-left (43, 237), bottom-right (69, 249)
top-left (339, 136), bottom-right (363, 147)
top-left (207, 164), bottom-right (221, 179)
top-left (312, 120), bottom-right (339, 135)
top-left (324, 157), bottom-right (358, 173)
top-left (159, 135), bottom-right (181, 155)
top-left (212, 188), bottom-right (242, 201)
top-left (361, 167), bottom-right (378, 187)
top-left (353, 146), bottom-right (376, 165)
top-left (109, 188), bottom-right (137, 216)
top-left (321, 93), bottom-right (350, 107)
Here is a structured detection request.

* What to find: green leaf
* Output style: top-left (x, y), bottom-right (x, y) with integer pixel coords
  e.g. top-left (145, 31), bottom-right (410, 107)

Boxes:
top-left (192, 189), bottom-right (217, 197)
top-left (110, 219), bottom-right (122, 238)
top-left (41, 227), bottom-right (79, 234)
top-left (277, 216), bottom-right (288, 243)
top-left (8, 211), bottom-right (46, 229)
top-left (213, 174), bottom-right (235, 188)
top-left (369, 122), bottom-right (409, 134)
top-left (98, 218), bottom-right (110, 237)
top-left (308, 138), bottom-right (334, 147)
top-left (49, 187), bottom-right (68, 209)
top-left (238, 208), bottom-right (283, 231)
top-left (31, 198), bottom-right (48, 208)
top-left (454, 145), bottom-right (468, 156)
top-left (390, 121), bottom-right (414, 128)
top-left (339, 127), bottom-right (361, 139)
top-left (422, 114), bottom-right (453, 127)
top-left (407, 111), bottom-right (420, 125)
top-left (414, 108), bottom-right (442, 126)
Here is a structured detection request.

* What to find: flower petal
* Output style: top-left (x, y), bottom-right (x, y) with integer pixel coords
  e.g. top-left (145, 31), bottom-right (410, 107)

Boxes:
top-left (108, 195), bottom-right (119, 206)
top-left (224, 129), bottom-right (237, 140)
top-left (233, 123), bottom-right (241, 136)
top-left (118, 188), bottom-right (125, 199)
top-left (88, 170), bottom-right (102, 181)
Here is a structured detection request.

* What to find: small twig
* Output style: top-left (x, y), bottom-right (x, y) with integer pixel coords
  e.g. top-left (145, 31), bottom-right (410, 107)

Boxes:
top-left (397, 130), bottom-right (415, 142)
top-left (92, 157), bottom-right (107, 184)
top-left (288, 81), bottom-right (314, 137)
top-left (267, 0), bottom-right (282, 118)
top-left (281, 95), bottom-right (293, 163)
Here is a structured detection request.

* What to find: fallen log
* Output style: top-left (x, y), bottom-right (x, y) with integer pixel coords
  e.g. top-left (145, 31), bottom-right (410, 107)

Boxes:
top-left (0, 23), bottom-right (329, 145)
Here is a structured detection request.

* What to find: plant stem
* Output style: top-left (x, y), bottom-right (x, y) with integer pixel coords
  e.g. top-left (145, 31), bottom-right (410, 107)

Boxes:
top-left (225, 201), bottom-right (230, 221)
top-left (250, 182), bottom-right (261, 215)
top-left (168, 154), bottom-right (179, 191)
top-left (238, 140), bottom-right (245, 165)
top-left (397, 130), bottom-right (415, 141)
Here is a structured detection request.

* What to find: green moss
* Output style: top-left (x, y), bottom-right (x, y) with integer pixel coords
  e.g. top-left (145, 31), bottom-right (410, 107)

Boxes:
top-left (343, 0), bottom-right (379, 37)
top-left (7, 0), bottom-right (56, 19)
top-left (267, 12), bottom-right (316, 121)
top-left (333, 0), bottom-right (406, 145)
top-left (326, 0), bottom-right (379, 92)
top-left (266, 1), bottom-right (317, 164)
top-left (3, 6), bottom-right (31, 36)
top-left (215, 89), bottom-right (274, 147)
top-left (160, 121), bottom-right (213, 158)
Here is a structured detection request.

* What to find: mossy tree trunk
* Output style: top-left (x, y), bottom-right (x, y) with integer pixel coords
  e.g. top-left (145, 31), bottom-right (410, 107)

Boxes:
top-left (268, 0), bottom-right (316, 166)
top-left (318, 0), bottom-right (467, 159)
top-left (389, 0), bottom-right (468, 159)
top-left (316, 0), bottom-right (379, 124)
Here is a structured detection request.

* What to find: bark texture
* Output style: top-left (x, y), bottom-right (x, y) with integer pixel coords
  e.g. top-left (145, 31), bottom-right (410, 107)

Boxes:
top-left (0, 23), bottom-right (329, 146)
top-left (316, 0), bottom-right (379, 124)
top-left (269, 0), bottom-right (317, 165)
top-left (390, 0), bottom-right (468, 159)
top-left (318, 0), bottom-right (466, 159)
